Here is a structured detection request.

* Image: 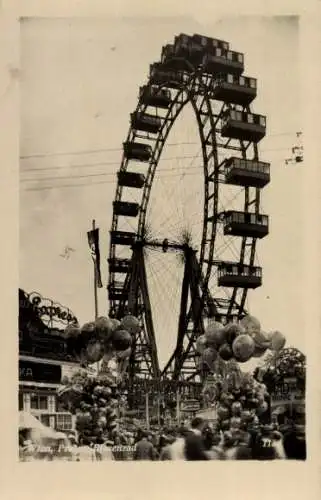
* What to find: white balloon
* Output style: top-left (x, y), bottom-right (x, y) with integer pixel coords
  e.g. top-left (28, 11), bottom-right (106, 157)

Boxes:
top-left (121, 315), bottom-right (141, 334)
top-left (240, 315), bottom-right (261, 337)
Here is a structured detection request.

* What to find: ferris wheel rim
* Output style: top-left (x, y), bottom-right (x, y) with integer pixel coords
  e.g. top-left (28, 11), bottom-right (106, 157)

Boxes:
top-left (108, 36), bottom-right (267, 382)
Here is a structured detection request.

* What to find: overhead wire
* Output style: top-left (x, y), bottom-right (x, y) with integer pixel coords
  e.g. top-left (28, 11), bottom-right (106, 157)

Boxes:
top-left (19, 130), bottom-right (302, 161)
top-left (20, 146), bottom-right (293, 177)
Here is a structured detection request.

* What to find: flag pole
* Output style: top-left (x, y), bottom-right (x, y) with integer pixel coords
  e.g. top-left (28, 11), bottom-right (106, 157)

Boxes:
top-left (145, 392), bottom-right (150, 430)
top-left (176, 388), bottom-right (180, 426)
top-left (92, 219), bottom-right (99, 320)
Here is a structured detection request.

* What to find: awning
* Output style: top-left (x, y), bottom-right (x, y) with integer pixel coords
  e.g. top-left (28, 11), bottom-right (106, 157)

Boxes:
top-left (19, 381), bottom-right (60, 389)
top-left (19, 411), bottom-right (58, 438)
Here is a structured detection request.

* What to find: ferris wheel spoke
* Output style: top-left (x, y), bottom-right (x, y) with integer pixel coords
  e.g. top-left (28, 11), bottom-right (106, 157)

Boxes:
top-left (147, 254), bottom-right (182, 349)
top-left (214, 234), bottom-right (242, 262)
top-left (155, 183), bottom-right (204, 240)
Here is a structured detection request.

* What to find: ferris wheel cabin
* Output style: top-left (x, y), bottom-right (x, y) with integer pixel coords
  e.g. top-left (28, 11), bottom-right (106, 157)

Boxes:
top-left (217, 263), bottom-right (262, 289)
top-left (203, 49), bottom-right (244, 77)
top-left (160, 34), bottom-right (230, 71)
top-left (211, 74), bottom-right (257, 106)
top-left (113, 201), bottom-right (139, 218)
top-left (223, 211), bottom-right (269, 239)
top-left (139, 85), bottom-right (172, 109)
top-left (171, 34), bottom-right (203, 66)
top-left (149, 63), bottom-right (186, 89)
top-left (108, 281), bottom-right (129, 301)
top-left (123, 141), bottom-right (152, 162)
top-left (131, 111), bottom-right (162, 134)
top-left (161, 44), bottom-right (195, 72)
top-left (221, 110), bottom-right (266, 142)
top-left (107, 257), bottom-right (132, 274)
top-left (117, 171), bottom-right (145, 189)
top-left (192, 34), bottom-right (229, 51)
top-left (110, 230), bottom-right (137, 246)
top-left (224, 157), bottom-right (270, 188)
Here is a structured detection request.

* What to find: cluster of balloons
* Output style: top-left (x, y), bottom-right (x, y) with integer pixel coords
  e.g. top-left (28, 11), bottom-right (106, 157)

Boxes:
top-left (209, 371), bottom-right (270, 433)
top-left (273, 348), bottom-right (305, 378)
top-left (254, 348), bottom-right (306, 393)
top-left (58, 368), bottom-right (122, 443)
top-left (196, 315), bottom-right (286, 370)
top-left (63, 314), bottom-right (141, 366)
top-left (58, 314), bottom-right (141, 443)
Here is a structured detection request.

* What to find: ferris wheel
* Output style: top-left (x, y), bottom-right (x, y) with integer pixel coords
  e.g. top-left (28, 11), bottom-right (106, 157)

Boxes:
top-left (108, 33), bottom-right (270, 386)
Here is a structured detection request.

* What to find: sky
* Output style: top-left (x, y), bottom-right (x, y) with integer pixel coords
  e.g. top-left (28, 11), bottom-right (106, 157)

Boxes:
top-left (19, 16), bottom-right (304, 368)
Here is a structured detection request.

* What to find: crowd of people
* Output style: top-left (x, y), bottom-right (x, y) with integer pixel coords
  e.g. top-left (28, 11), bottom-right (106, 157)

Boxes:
top-left (19, 416), bottom-right (306, 461)
top-left (133, 417), bottom-right (306, 461)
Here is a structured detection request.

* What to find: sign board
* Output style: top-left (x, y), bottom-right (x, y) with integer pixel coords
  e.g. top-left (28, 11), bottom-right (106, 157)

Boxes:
top-left (181, 404), bottom-right (201, 412)
top-left (270, 378), bottom-right (305, 422)
top-left (27, 292), bottom-right (78, 326)
top-left (19, 360), bottom-right (62, 384)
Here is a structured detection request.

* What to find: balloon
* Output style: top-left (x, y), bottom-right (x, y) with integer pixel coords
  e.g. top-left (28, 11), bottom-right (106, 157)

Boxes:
top-left (81, 321), bottom-right (97, 341)
top-left (77, 412), bottom-right (92, 427)
top-left (98, 416), bottom-right (107, 427)
top-left (220, 419), bottom-right (230, 431)
top-left (232, 334), bottom-right (255, 362)
top-left (231, 401), bottom-right (242, 416)
top-left (101, 386), bottom-right (112, 398)
top-left (217, 406), bottom-right (230, 420)
top-left (247, 398), bottom-right (259, 409)
top-left (110, 318), bottom-right (121, 331)
top-left (240, 410), bottom-right (252, 423)
top-left (95, 316), bottom-right (114, 342)
top-left (93, 385), bottom-right (104, 396)
top-left (196, 334), bottom-right (207, 354)
top-left (116, 347), bottom-right (131, 359)
top-left (205, 321), bottom-right (225, 347)
top-left (252, 342), bottom-right (269, 358)
top-left (257, 401), bottom-right (269, 415)
top-left (218, 343), bottom-right (233, 361)
top-left (270, 331), bottom-right (286, 351)
top-left (121, 315), bottom-right (141, 334)
top-left (63, 324), bottom-right (81, 339)
top-left (223, 323), bottom-right (245, 344)
top-left (108, 359), bottom-right (119, 371)
top-left (252, 332), bottom-right (271, 358)
top-left (240, 315), bottom-right (261, 337)
top-left (225, 394), bottom-right (235, 406)
top-left (111, 329), bottom-right (132, 351)
top-left (230, 417), bottom-right (242, 429)
top-left (201, 347), bottom-right (218, 370)
top-left (86, 340), bottom-right (105, 363)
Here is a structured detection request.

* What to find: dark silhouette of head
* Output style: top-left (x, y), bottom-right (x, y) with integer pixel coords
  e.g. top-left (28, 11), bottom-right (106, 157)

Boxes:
top-left (191, 417), bottom-right (206, 431)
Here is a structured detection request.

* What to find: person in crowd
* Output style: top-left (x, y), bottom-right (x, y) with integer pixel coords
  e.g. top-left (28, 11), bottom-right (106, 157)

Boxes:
top-left (251, 425), bottom-right (278, 460)
top-left (160, 426), bottom-right (188, 460)
top-left (234, 431), bottom-right (252, 460)
top-left (20, 439), bottom-right (36, 462)
top-left (157, 428), bottom-right (171, 455)
top-left (271, 413), bottom-right (279, 431)
top-left (282, 424), bottom-right (306, 460)
top-left (112, 434), bottom-right (125, 461)
top-left (203, 426), bottom-right (214, 452)
top-left (133, 430), bottom-right (158, 460)
top-left (271, 430), bottom-right (286, 459)
top-left (94, 437), bottom-right (114, 461)
top-left (184, 417), bottom-right (209, 460)
top-left (221, 431), bottom-right (238, 460)
top-left (207, 432), bottom-right (226, 460)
